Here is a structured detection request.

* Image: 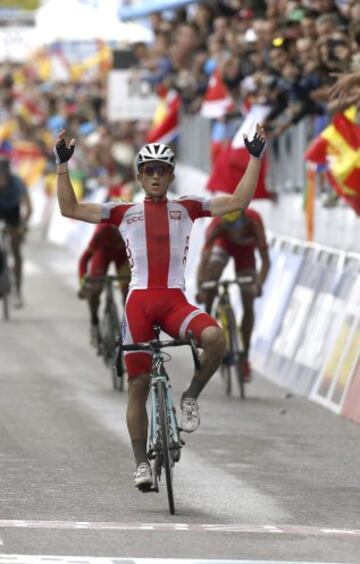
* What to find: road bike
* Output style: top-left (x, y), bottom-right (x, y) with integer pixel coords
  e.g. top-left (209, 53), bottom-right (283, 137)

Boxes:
top-left (118, 325), bottom-right (200, 515)
top-left (0, 221), bottom-right (11, 321)
top-left (202, 276), bottom-right (254, 399)
top-left (87, 274), bottom-right (128, 391)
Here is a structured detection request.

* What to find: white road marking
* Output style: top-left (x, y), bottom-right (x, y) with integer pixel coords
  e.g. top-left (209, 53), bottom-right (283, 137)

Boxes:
top-left (73, 388), bottom-right (288, 523)
top-left (0, 520), bottom-right (359, 537)
top-left (0, 558), bottom-right (347, 564)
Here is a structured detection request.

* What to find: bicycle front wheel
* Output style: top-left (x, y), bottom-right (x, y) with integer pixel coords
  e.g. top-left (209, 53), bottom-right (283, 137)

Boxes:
top-left (157, 381), bottom-right (175, 515)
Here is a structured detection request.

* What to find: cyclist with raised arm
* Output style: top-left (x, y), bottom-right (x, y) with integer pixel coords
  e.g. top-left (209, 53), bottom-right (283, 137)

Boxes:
top-left (0, 155), bottom-right (32, 308)
top-left (196, 209), bottom-right (270, 382)
top-left (54, 125), bottom-right (266, 489)
top-left (78, 223), bottom-right (130, 348)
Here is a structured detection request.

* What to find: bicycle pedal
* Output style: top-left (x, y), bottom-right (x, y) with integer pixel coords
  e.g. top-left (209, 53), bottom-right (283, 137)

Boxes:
top-left (138, 484), bottom-right (156, 493)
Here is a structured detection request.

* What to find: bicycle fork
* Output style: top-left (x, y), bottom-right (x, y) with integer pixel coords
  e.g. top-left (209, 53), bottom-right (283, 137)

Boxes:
top-left (147, 375), bottom-right (183, 492)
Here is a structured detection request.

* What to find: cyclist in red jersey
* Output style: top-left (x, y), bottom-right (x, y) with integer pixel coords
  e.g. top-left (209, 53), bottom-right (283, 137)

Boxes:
top-left (196, 209), bottom-right (270, 381)
top-left (54, 124), bottom-right (267, 489)
top-left (78, 223), bottom-right (130, 347)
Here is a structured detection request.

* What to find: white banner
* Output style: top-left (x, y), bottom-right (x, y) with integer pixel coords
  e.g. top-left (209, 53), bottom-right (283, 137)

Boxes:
top-left (107, 70), bottom-right (159, 121)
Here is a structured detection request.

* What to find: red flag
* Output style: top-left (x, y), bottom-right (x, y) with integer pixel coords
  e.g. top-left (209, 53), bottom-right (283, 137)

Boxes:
top-left (206, 141), bottom-right (271, 199)
top-left (146, 92), bottom-right (180, 144)
top-left (305, 111), bottom-right (360, 215)
top-left (206, 105), bottom-right (273, 199)
top-left (200, 68), bottom-right (234, 119)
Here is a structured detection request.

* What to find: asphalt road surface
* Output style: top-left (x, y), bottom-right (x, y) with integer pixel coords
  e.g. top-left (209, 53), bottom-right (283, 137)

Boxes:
top-left (0, 235), bottom-right (359, 564)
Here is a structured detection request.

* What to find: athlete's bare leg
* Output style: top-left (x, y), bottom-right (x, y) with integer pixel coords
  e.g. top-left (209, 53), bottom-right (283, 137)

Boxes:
top-left (183, 326), bottom-right (226, 399)
top-left (127, 373), bottom-right (151, 466)
top-left (9, 225), bottom-right (23, 299)
top-left (203, 260), bottom-right (223, 314)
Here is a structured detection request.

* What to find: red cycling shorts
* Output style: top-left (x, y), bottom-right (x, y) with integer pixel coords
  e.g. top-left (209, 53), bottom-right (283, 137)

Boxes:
top-left (210, 239), bottom-right (256, 272)
top-left (89, 249), bottom-right (128, 277)
top-left (123, 288), bottom-right (219, 379)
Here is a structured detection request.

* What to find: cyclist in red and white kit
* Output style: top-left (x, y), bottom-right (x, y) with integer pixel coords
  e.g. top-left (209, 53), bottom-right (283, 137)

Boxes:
top-left (78, 223), bottom-right (130, 348)
top-left (197, 209), bottom-right (270, 381)
top-left (55, 125), bottom-right (266, 489)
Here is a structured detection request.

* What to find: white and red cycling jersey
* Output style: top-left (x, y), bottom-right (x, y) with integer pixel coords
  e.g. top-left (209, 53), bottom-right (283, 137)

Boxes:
top-left (101, 194), bottom-right (218, 378)
top-left (101, 195), bottom-right (212, 290)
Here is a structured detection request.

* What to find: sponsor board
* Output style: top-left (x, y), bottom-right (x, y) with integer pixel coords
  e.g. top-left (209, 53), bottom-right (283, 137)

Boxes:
top-left (107, 70), bottom-right (159, 121)
top-left (342, 353), bottom-right (360, 423)
top-left (311, 271), bottom-right (360, 413)
top-left (251, 248), bottom-right (303, 373)
top-left (262, 255), bottom-right (323, 393)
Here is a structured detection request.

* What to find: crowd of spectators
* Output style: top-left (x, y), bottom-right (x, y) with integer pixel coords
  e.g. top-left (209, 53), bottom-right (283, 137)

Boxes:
top-left (0, 0), bottom-right (359, 211)
top-left (137, 0), bottom-right (360, 130)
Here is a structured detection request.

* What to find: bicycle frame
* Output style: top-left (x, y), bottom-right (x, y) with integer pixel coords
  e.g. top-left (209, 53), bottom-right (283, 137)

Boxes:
top-left (87, 274), bottom-right (128, 390)
top-left (120, 326), bottom-right (200, 514)
top-left (202, 276), bottom-right (254, 399)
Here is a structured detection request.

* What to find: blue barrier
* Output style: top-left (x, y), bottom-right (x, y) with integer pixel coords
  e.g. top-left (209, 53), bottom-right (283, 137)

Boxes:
top-left (120, 0), bottom-right (196, 20)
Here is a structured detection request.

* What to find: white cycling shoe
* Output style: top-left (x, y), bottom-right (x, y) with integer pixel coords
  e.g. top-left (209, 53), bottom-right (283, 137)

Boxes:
top-left (134, 462), bottom-right (153, 489)
top-left (181, 396), bottom-right (200, 433)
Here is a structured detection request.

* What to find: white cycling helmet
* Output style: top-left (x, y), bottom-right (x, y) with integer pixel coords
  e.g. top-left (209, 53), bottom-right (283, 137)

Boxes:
top-left (135, 143), bottom-right (176, 172)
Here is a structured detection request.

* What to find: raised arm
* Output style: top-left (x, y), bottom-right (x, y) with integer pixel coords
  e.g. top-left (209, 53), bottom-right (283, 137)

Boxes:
top-left (55, 129), bottom-right (102, 224)
top-left (328, 71), bottom-right (360, 103)
top-left (209, 124), bottom-right (266, 217)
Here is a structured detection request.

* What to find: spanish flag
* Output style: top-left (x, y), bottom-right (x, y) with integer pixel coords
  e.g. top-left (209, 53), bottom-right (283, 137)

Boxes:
top-left (146, 90), bottom-right (180, 144)
top-left (305, 109), bottom-right (360, 215)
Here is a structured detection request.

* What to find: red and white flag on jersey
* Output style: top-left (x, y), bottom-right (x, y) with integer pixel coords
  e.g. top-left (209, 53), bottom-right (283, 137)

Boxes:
top-left (146, 90), bottom-right (180, 144)
top-left (200, 68), bottom-right (234, 119)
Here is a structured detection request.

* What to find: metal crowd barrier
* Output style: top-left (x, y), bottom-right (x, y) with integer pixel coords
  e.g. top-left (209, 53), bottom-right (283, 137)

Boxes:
top-left (267, 231), bottom-right (360, 270)
top-left (178, 111), bottom-right (211, 173)
top-left (178, 113), bottom-right (311, 192)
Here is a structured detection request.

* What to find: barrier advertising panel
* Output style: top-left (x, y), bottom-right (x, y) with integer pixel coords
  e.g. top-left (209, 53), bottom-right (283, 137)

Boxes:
top-left (283, 260), bottom-right (343, 395)
top-left (264, 255), bottom-right (327, 393)
top-left (342, 354), bottom-right (360, 423)
top-left (311, 271), bottom-right (360, 413)
top-left (251, 248), bottom-right (303, 374)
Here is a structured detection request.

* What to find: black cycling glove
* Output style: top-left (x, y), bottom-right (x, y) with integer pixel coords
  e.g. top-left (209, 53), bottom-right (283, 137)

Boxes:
top-left (54, 138), bottom-right (75, 164)
top-left (244, 132), bottom-right (266, 159)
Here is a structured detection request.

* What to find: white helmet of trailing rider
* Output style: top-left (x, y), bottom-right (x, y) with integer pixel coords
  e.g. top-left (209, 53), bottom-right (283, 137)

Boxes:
top-left (135, 143), bottom-right (176, 173)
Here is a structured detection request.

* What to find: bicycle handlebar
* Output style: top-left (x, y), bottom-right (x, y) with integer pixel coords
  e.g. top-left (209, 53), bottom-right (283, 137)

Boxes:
top-left (86, 274), bottom-right (130, 283)
top-left (120, 332), bottom-right (201, 370)
top-left (201, 276), bottom-right (255, 290)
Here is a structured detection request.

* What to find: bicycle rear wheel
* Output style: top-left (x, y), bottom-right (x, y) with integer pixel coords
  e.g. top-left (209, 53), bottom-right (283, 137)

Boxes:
top-left (220, 360), bottom-right (232, 395)
top-left (157, 381), bottom-right (175, 515)
top-left (227, 311), bottom-right (245, 400)
top-left (2, 293), bottom-right (10, 321)
top-left (215, 304), bottom-right (232, 396)
top-left (0, 256), bottom-right (11, 321)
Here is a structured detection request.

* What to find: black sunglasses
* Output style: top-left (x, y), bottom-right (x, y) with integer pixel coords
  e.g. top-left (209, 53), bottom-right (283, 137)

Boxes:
top-left (142, 164), bottom-right (171, 177)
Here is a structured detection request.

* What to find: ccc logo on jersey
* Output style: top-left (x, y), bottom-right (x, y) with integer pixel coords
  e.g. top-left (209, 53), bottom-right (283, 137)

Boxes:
top-left (126, 213), bottom-right (144, 224)
top-left (169, 211), bottom-right (181, 220)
